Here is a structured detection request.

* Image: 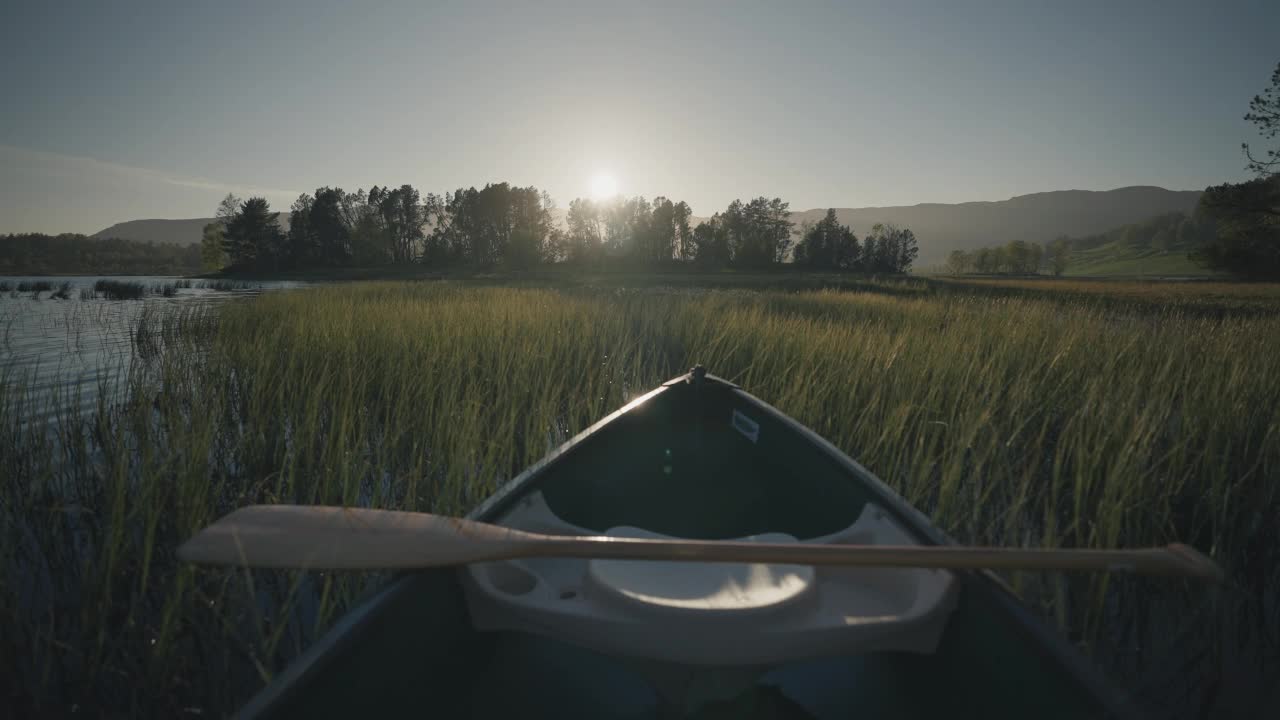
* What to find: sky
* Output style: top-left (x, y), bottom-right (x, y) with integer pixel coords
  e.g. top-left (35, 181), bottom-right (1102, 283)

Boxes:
top-left (1, 0), bottom-right (1277, 234)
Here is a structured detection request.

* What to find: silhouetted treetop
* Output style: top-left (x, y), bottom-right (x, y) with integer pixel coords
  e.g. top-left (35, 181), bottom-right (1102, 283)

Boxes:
top-left (1193, 62), bottom-right (1280, 279)
top-left (1244, 61), bottom-right (1280, 179)
top-left (194, 181), bottom-right (921, 274)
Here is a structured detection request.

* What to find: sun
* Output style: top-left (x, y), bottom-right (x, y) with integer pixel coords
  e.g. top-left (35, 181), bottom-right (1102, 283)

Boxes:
top-left (589, 173), bottom-right (618, 200)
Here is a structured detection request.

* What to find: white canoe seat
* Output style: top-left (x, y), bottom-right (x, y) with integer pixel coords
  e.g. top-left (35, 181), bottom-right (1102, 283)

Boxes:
top-left (461, 493), bottom-right (958, 667)
top-left (585, 528), bottom-right (815, 616)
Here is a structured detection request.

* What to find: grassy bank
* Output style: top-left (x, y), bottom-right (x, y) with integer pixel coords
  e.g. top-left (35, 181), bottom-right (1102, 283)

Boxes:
top-left (2, 279), bottom-right (1278, 716)
top-left (934, 275), bottom-right (1280, 317)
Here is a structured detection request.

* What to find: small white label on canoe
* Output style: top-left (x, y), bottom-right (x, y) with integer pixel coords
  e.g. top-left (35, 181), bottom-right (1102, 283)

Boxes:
top-left (732, 410), bottom-right (760, 443)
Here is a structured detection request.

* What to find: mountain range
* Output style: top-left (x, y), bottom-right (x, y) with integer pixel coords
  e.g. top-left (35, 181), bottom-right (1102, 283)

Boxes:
top-left (90, 186), bottom-right (1202, 267)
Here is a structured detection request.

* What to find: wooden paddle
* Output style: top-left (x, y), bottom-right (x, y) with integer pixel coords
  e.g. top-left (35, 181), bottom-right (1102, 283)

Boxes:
top-left (176, 505), bottom-right (1225, 583)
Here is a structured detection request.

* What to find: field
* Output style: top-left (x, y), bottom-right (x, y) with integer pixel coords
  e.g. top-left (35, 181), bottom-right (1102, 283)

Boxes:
top-left (2, 275), bottom-right (1278, 717)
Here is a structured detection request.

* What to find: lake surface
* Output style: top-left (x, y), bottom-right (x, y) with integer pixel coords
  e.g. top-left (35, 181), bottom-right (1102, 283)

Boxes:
top-left (0, 276), bottom-right (307, 420)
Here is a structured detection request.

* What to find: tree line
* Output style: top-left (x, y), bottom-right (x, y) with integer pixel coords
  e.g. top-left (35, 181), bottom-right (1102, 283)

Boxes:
top-left (946, 240), bottom-right (1056, 276)
top-left (205, 187), bottom-right (919, 274)
top-left (792, 209), bottom-right (918, 273)
top-left (0, 233), bottom-right (202, 275)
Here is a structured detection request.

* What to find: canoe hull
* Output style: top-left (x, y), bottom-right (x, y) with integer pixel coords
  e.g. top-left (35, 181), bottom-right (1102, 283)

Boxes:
top-left (237, 370), bottom-right (1135, 719)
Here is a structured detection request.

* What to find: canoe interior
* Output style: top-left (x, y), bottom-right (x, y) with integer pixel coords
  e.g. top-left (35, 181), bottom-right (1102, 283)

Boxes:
top-left (244, 374), bottom-right (1121, 719)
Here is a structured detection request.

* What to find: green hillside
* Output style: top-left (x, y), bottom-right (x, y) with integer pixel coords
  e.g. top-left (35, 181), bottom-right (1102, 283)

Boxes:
top-left (1064, 240), bottom-right (1219, 277)
top-left (947, 210), bottom-right (1226, 278)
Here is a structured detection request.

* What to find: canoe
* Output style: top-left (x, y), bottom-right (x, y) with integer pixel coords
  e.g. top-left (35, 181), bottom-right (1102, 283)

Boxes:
top-left (237, 367), bottom-right (1134, 719)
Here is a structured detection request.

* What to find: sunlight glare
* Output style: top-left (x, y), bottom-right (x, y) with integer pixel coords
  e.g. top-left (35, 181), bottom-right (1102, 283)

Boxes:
top-left (590, 173), bottom-right (619, 200)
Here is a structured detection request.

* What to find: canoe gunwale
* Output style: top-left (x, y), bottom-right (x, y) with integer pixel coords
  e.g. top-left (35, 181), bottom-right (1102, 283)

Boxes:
top-left (467, 380), bottom-right (679, 522)
top-left (236, 380), bottom-right (681, 719)
top-left (236, 369), bottom-right (1140, 719)
top-left (726, 382), bottom-right (1141, 720)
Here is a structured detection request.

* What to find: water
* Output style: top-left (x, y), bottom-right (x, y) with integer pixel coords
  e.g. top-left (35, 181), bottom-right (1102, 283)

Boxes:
top-left (0, 276), bottom-right (306, 419)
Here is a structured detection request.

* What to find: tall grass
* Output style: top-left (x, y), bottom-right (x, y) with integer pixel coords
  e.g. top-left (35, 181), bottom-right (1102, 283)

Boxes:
top-left (149, 282), bottom-right (178, 298)
top-left (935, 276), bottom-right (1280, 316)
top-left (198, 280), bottom-right (258, 292)
top-left (94, 279), bottom-right (147, 300)
top-left (1, 280), bottom-right (1277, 716)
top-left (15, 280), bottom-right (54, 298)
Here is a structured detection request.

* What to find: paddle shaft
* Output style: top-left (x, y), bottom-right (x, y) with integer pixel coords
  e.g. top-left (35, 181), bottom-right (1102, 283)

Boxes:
top-left (526, 535), bottom-right (1221, 581)
top-left (175, 506), bottom-right (1225, 583)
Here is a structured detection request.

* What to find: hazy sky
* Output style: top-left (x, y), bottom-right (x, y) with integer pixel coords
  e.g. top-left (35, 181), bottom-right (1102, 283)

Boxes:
top-left (2, 0), bottom-right (1277, 234)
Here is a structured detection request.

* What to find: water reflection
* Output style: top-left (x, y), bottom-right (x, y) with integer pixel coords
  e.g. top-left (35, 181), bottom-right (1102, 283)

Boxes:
top-left (0, 276), bottom-right (305, 420)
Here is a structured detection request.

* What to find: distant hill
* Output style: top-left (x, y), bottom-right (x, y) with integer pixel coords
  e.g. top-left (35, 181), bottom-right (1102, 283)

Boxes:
top-left (91, 216), bottom-right (290, 245)
top-left (89, 186), bottom-right (1201, 265)
top-left (791, 186), bottom-right (1202, 267)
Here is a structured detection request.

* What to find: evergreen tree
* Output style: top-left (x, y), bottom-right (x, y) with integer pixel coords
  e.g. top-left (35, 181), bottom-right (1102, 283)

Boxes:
top-left (200, 222), bottom-right (226, 270)
top-left (793, 209), bottom-right (860, 270)
top-left (222, 197), bottom-right (285, 270)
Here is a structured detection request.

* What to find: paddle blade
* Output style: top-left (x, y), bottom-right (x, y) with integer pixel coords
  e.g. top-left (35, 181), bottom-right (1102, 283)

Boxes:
top-left (177, 505), bottom-right (529, 570)
top-left (1165, 543), bottom-right (1227, 584)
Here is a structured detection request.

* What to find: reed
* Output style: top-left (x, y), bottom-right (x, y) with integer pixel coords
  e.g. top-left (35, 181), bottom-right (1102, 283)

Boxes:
top-left (93, 279), bottom-right (147, 300)
top-left (151, 282), bottom-right (179, 298)
top-left (199, 279), bottom-right (257, 291)
top-left (16, 280), bottom-right (54, 296)
top-left (1, 279), bottom-right (1276, 717)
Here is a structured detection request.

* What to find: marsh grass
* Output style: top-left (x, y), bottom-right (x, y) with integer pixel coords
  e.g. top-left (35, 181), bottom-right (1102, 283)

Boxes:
top-left (15, 280), bottom-right (54, 298)
top-left (1, 279), bottom-right (1278, 716)
top-left (94, 280), bottom-right (147, 301)
top-left (149, 282), bottom-right (178, 298)
top-left (199, 280), bottom-right (258, 292)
